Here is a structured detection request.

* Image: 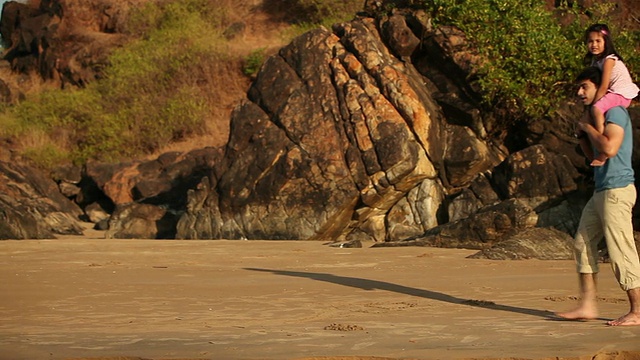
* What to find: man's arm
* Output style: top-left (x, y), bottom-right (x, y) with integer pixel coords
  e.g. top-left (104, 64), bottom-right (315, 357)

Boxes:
top-left (577, 120), bottom-right (624, 158)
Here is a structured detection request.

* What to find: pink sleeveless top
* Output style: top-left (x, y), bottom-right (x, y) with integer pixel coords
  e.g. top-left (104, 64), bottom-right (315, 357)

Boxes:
top-left (594, 55), bottom-right (639, 100)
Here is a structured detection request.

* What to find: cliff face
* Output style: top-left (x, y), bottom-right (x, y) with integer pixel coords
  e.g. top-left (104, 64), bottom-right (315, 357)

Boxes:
top-left (0, 1), bottom-right (639, 257)
top-left (169, 11), bottom-right (585, 247)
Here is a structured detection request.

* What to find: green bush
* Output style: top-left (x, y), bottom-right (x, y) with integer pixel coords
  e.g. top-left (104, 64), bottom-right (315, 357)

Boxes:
top-left (406, 0), bottom-right (640, 122)
top-left (0, 0), bottom-right (226, 167)
top-left (22, 144), bottom-right (70, 170)
top-left (243, 48), bottom-right (266, 77)
top-left (419, 0), bottom-right (582, 120)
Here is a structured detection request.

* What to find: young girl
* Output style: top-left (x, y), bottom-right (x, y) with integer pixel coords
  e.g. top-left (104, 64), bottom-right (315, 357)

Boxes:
top-left (583, 23), bottom-right (639, 166)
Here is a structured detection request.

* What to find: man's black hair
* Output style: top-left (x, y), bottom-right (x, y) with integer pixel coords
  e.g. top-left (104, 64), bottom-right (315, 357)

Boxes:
top-left (575, 66), bottom-right (602, 87)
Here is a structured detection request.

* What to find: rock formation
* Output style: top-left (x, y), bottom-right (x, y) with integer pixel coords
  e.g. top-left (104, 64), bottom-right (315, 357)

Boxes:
top-left (0, 160), bottom-right (83, 239)
top-left (2, 1), bottom-right (640, 262)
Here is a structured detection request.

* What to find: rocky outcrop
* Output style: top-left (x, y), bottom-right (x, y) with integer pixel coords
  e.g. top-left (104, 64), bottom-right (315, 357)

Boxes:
top-left (0, 161), bottom-right (83, 239)
top-left (169, 16), bottom-right (507, 242)
top-left (0, 2), bottom-right (629, 265)
top-left (2, 146), bottom-right (226, 240)
top-left (468, 227), bottom-right (574, 260)
top-left (79, 147), bottom-right (224, 238)
top-left (54, 9), bottom-right (590, 249)
top-left (167, 12), bottom-right (585, 245)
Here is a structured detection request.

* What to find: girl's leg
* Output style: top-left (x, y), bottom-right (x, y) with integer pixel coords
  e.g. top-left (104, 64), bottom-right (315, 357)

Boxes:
top-left (589, 105), bottom-right (608, 166)
top-left (590, 94), bottom-right (631, 166)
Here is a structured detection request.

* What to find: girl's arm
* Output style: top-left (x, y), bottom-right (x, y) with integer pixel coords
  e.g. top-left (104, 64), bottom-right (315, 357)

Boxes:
top-left (594, 58), bottom-right (615, 102)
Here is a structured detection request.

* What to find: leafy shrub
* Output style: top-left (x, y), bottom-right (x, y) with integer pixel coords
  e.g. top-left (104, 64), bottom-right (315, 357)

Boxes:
top-left (415, 0), bottom-right (581, 120)
top-left (407, 0), bottom-right (639, 122)
top-left (0, 0), bottom-right (226, 167)
top-left (243, 48), bottom-right (266, 77)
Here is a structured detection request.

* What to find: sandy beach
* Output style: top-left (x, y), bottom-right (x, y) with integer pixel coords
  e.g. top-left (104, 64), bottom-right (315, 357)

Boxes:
top-left (2, 228), bottom-right (640, 360)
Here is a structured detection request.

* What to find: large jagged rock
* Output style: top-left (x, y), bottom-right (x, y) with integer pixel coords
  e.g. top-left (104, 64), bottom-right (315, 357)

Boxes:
top-left (172, 16), bottom-right (505, 241)
top-left (179, 22), bottom-right (433, 240)
top-left (0, 161), bottom-right (84, 239)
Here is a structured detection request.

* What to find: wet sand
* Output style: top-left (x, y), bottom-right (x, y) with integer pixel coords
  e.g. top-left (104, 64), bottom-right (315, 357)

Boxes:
top-left (2, 228), bottom-right (640, 360)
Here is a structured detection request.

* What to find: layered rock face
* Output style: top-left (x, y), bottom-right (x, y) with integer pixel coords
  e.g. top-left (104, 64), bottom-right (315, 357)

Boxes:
top-left (2, 2), bottom-right (631, 260)
top-left (0, 161), bottom-right (83, 239)
top-left (178, 19), bottom-right (450, 241)
top-left (172, 14), bottom-right (577, 245)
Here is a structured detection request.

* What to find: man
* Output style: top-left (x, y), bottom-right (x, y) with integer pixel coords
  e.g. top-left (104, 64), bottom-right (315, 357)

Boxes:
top-left (556, 66), bottom-right (640, 326)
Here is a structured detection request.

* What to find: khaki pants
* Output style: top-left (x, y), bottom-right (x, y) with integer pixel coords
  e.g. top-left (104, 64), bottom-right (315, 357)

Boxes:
top-left (574, 184), bottom-right (640, 291)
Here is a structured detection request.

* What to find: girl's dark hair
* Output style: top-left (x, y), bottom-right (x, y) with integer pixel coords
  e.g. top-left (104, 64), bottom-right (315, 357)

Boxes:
top-left (583, 23), bottom-right (623, 65)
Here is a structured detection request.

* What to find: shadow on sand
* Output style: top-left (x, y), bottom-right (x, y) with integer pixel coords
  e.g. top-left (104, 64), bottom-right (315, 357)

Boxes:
top-left (245, 267), bottom-right (559, 319)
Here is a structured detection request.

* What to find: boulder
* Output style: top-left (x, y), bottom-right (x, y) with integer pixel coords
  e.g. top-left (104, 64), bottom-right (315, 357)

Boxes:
top-left (468, 227), bottom-right (574, 260)
top-left (174, 15), bottom-right (510, 241)
top-left (373, 199), bottom-right (538, 249)
top-left (0, 161), bottom-right (84, 239)
top-left (105, 202), bottom-right (179, 239)
top-left (90, 147), bottom-right (223, 238)
top-left (492, 144), bottom-right (580, 212)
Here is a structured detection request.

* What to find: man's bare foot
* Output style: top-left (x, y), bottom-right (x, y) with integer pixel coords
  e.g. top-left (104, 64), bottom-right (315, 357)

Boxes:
top-left (607, 312), bottom-right (640, 326)
top-left (555, 307), bottom-right (598, 321)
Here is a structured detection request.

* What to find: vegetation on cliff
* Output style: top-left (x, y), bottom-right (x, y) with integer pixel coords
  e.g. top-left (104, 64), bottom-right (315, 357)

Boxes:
top-left (2, 0), bottom-right (235, 166)
top-left (415, 0), bottom-right (639, 120)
